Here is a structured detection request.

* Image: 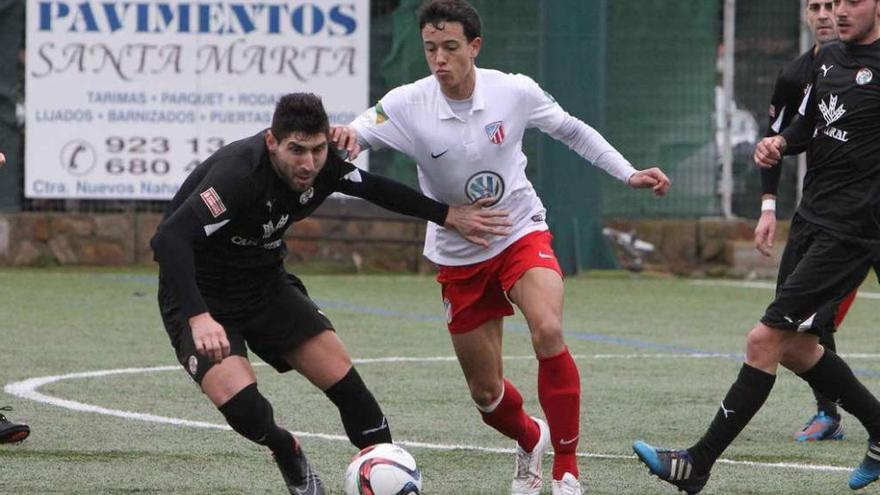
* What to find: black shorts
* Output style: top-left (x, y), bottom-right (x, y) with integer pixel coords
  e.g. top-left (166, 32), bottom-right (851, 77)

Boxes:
top-left (158, 272), bottom-right (334, 383)
top-left (762, 215), bottom-right (878, 334)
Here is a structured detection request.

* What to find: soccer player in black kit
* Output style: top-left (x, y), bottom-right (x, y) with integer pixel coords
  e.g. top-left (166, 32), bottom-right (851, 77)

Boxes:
top-left (151, 93), bottom-right (511, 494)
top-left (633, 0), bottom-right (880, 492)
top-left (757, 0), bottom-right (856, 443)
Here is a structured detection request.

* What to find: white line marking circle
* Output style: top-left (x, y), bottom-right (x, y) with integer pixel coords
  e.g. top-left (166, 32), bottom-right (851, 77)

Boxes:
top-left (3, 355), bottom-right (853, 473)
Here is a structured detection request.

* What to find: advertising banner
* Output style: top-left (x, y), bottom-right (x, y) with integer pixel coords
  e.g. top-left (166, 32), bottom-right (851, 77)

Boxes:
top-left (25, 1), bottom-right (369, 199)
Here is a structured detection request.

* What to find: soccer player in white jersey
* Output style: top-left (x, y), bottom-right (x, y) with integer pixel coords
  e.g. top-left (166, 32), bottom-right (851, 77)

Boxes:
top-left (334, 1), bottom-right (669, 493)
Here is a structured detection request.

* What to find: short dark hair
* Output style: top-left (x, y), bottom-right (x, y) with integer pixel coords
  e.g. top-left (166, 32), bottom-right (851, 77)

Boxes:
top-left (270, 93), bottom-right (329, 142)
top-left (418, 0), bottom-right (482, 41)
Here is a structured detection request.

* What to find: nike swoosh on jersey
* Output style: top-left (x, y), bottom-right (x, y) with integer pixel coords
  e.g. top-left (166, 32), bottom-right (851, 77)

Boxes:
top-left (430, 149), bottom-right (449, 159)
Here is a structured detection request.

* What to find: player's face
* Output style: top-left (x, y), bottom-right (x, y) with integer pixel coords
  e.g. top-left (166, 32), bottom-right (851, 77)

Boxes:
top-left (421, 21), bottom-right (482, 98)
top-left (834, 0), bottom-right (880, 44)
top-left (806, 0), bottom-right (838, 44)
top-left (266, 131), bottom-right (329, 192)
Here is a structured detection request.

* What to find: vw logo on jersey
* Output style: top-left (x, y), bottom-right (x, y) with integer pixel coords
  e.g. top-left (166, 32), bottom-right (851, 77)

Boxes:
top-left (465, 171), bottom-right (505, 206)
top-left (856, 67), bottom-right (873, 86)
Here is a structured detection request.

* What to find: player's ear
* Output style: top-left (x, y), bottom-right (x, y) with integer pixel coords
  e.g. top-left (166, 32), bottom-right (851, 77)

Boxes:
top-left (469, 36), bottom-right (482, 59)
top-left (265, 130), bottom-right (278, 151)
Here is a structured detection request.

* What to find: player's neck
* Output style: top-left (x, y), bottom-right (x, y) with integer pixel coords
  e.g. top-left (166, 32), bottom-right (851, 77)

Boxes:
top-left (440, 69), bottom-right (476, 100)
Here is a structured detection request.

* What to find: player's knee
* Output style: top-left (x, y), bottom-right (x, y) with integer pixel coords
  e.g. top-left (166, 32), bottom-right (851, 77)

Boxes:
top-left (469, 379), bottom-right (504, 409)
top-left (745, 325), bottom-right (785, 366)
top-left (529, 318), bottom-right (563, 346)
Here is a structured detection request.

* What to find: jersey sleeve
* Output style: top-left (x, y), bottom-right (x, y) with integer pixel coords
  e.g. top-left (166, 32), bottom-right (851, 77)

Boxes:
top-left (350, 87), bottom-right (415, 156)
top-left (183, 157), bottom-right (255, 236)
top-left (517, 74), bottom-right (567, 133)
top-left (327, 153), bottom-right (448, 225)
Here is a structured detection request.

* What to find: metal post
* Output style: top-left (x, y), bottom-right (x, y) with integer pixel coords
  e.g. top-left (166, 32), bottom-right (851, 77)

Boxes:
top-left (720, 0), bottom-right (736, 219)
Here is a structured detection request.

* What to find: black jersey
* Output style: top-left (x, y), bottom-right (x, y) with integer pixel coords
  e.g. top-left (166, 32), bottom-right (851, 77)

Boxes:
top-left (782, 39), bottom-right (880, 239)
top-left (154, 130), bottom-right (448, 320)
top-left (762, 49), bottom-right (814, 195)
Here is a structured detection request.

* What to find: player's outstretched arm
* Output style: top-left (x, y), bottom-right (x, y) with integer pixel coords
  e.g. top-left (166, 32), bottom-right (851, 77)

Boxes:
top-left (335, 166), bottom-right (511, 248)
top-left (444, 197), bottom-right (513, 249)
top-left (627, 167), bottom-right (671, 196)
top-left (0, 152), bottom-right (5, 168)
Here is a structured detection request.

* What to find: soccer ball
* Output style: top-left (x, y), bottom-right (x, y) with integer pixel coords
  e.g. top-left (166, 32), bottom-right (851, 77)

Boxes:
top-left (344, 443), bottom-right (422, 495)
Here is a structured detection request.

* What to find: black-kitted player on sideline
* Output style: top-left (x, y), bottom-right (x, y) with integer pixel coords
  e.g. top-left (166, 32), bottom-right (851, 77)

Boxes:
top-left (634, 0), bottom-right (880, 492)
top-left (151, 93), bottom-right (511, 494)
top-left (757, 0), bottom-right (858, 444)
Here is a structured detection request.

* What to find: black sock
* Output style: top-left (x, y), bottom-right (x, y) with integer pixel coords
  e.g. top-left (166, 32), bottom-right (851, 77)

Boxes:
top-left (218, 383), bottom-right (295, 457)
top-left (798, 350), bottom-right (880, 439)
top-left (687, 364), bottom-right (776, 474)
top-left (813, 332), bottom-right (839, 418)
top-left (325, 367), bottom-right (392, 449)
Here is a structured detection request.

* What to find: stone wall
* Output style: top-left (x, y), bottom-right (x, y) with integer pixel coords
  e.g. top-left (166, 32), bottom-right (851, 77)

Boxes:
top-left (0, 202), bottom-right (786, 277)
top-left (0, 199), bottom-right (431, 272)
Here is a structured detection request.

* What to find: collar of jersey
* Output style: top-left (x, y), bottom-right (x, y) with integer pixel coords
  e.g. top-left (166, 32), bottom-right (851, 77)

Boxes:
top-left (435, 66), bottom-right (486, 121)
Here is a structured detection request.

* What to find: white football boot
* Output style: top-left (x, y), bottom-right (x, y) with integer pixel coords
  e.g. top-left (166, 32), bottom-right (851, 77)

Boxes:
top-left (511, 417), bottom-right (551, 495)
top-left (551, 472), bottom-right (584, 495)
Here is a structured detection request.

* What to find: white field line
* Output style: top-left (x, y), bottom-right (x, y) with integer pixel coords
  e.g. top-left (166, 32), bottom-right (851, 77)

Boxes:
top-left (690, 280), bottom-right (880, 299)
top-left (3, 358), bottom-right (856, 474)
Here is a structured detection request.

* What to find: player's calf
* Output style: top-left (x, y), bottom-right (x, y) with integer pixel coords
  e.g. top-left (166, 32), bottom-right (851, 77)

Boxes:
top-left (325, 367), bottom-right (392, 448)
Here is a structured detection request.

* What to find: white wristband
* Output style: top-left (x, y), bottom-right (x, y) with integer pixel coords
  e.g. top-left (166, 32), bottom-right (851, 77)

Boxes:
top-left (761, 198), bottom-right (777, 212)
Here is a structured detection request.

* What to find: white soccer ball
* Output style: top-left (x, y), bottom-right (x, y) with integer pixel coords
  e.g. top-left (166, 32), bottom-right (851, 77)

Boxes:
top-left (344, 443), bottom-right (422, 495)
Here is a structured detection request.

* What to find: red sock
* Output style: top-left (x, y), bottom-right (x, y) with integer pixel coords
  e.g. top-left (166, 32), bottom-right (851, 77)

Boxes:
top-left (479, 379), bottom-right (540, 452)
top-left (538, 347), bottom-right (581, 480)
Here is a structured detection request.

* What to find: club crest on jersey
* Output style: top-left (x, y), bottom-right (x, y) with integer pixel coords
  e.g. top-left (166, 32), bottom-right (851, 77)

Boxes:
top-left (484, 121), bottom-right (505, 145)
top-left (856, 67), bottom-right (873, 86)
top-left (299, 187), bottom-right (314, 204)
top-left (200, 187), bottom-right (226, 218)
top-left (465, 171), bottom-right (505, 206)
top-left (262, 214), bottom-right (289, 239)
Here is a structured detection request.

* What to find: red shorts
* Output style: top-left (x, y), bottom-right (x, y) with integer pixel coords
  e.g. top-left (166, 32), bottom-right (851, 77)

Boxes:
top-left (436, 230), bottom-right (563, 334)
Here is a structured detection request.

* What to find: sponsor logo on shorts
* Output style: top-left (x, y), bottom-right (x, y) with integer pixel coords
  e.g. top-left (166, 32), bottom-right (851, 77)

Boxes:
top-left (538, 251), bottom-right (554, 260)
top-left (443, 298), bottom-right (452, 324)
top-left (187, 355), bottom-right (199, 376)
top-left (200, 187), bottom-right (226, 218)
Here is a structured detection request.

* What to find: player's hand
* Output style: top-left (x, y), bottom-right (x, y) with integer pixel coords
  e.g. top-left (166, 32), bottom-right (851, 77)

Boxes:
top-left (189, 312), bottom-right (231, 364)
top-left (628, 167), bottom-right (671, 196)
top-left (754, 135), bottom-right (787, 168)
top-left (329, 125), bottom-right (362, 160)
top-left (754, 210), bottom-right (777, 257)
top-left (0, 152), bottom-right (6, 168)
top-left (445, 197), bottom-right (513, 249)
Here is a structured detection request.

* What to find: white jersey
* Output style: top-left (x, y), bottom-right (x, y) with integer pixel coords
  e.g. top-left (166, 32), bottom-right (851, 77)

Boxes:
top-left (352, 67), bottom-right (636, 266)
